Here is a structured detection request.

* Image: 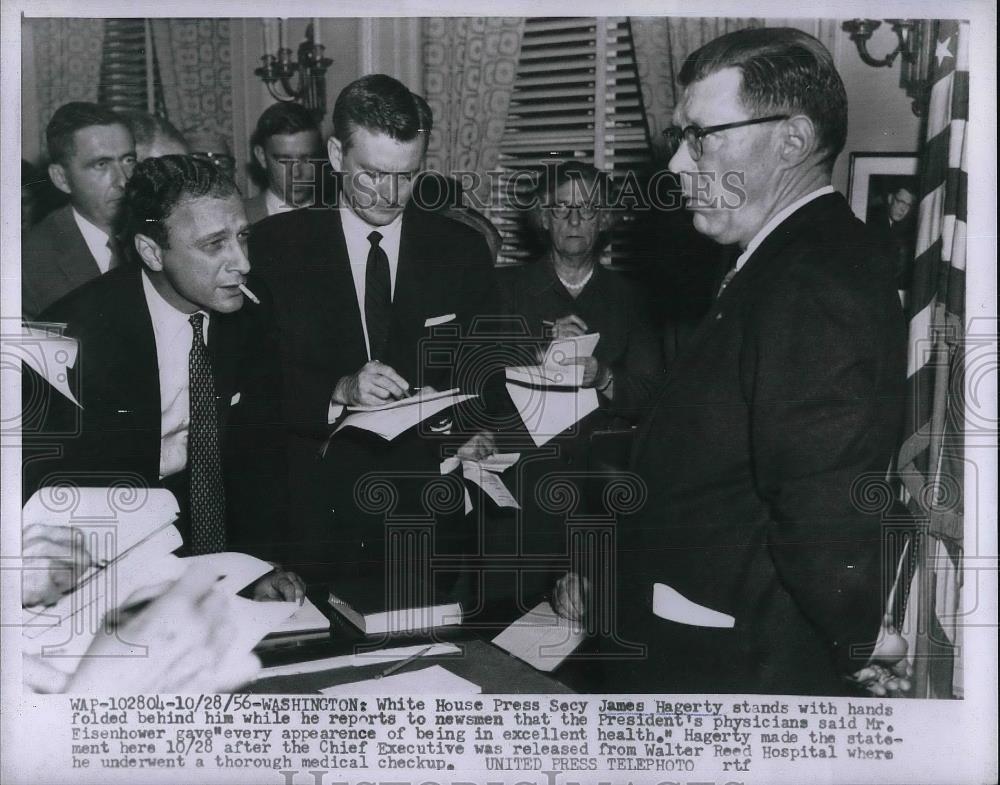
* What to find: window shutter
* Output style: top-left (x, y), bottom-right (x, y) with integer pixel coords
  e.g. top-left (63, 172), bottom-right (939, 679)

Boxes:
top-left (495, 17), bottom-right (651, 267)
top-left (98, 19), bottom-right (167, 116)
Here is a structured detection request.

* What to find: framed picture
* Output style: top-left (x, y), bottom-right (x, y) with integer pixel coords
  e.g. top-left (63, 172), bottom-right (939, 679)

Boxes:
top-left (847, 152), bottom-right (920, 224)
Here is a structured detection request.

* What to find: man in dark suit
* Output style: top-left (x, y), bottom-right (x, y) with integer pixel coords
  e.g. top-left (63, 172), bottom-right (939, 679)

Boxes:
top-left (22, 102), bottom-right (137, 319)
top-left (24, 155), bottom-right (303, 601)
top-left (869, 185), bottom-right (918, 291)
top-left (557, 28), bottom-right (907, 695)
top-left (245, 102), bottom-right (324, 224)
top-left (249, 74), bottom-right (499, 585)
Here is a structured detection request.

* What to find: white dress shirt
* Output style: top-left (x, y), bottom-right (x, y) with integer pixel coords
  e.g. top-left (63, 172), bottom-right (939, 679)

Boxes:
top-left (327, 208), bottom-right (404, 422)
top-left (734, 185), bottom-right (836, 273)
top-left (141, 270), bottom-right (210, 479)
top-left (72, 208), bottom-right (114, 274)
top-left (265, 188), bottom-right (297, 217)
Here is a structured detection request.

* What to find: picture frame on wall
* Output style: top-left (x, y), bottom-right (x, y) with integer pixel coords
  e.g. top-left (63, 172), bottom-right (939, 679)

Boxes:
top-left (847, 151), bottom-right (920, 224)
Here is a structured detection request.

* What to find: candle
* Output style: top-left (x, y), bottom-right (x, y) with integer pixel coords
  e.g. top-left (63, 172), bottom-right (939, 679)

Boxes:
top-left (313, 17), bottom-right (322, 47)
top-left (263, 19), bottom-right (276, 54)
top-left (279, 18), bottom-right (287, 51)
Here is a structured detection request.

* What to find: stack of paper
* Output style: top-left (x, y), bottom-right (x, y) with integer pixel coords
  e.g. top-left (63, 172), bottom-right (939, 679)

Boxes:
top-left (321, 664), bottom-right (481, 695)
top-left (506, 332), bottom-right (601, 388)
top-left (333, 388), bottom-right (476, 440)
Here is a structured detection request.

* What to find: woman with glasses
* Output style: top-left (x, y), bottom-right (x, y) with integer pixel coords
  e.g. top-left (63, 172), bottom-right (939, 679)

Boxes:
top-left (500, 161), bottom-right (663, 407)
top-left (491, 161), bottom-right (664, 623)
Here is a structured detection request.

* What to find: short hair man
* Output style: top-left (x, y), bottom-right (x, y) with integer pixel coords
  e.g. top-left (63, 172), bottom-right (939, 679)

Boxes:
top-left (26, 155), bottom-right (302, 601)
top-left (246, 102), bottom-right (324, 223)
top-left (871, 185), bottom-right (918, 290)
top-left (573, 28), bottom-right (907, 695)
top-left (117, 110), bottom-right (189, 160)
top-left (22, 102), bottom-right (136, 319)
top-left (249, 74), bottom-right (498, 583)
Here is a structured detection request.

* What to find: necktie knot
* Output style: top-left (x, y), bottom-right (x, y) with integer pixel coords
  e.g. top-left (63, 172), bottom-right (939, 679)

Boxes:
top-left (368, 230), bottom-right (383, 248)
top-left (189, 312), bottom-right (205, 340)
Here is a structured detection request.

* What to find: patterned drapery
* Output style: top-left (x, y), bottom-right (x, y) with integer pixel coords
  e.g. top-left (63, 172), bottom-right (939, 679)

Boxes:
top-left (629, 17), bottom-right (762, 158)
top-left (422, 17), bottom-right (524, 207)
top-left (151, 18), bottom-right (234, 145)
top-left (30, 18), bottom-right (105, 155)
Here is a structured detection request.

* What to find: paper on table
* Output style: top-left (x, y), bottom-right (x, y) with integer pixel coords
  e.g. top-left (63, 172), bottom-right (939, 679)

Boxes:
top-left (334, 393), bottom-right (476, 441)
top-left (18, 323), bottom-right (81, 407)
top-left (492, 601), bottom-right (585, 672)
top-left (346, 387), bottom-right (461, 412)
top-left (260, 642), bottom-right (461, 679)
top-left (505, 383), bottom-right (599, 447)
top-left (270, 596), bottom-right (330, 636)
top-left (227, 596), bottom-right (301, 654)
top-left (506, 363), bottom-right (584, 387)
top-left (321, 664), bottom-right (481, 695)
top-left (651, 582), bottom-right (735, 628)
top-left (182, 551), bottom-right (274, 596)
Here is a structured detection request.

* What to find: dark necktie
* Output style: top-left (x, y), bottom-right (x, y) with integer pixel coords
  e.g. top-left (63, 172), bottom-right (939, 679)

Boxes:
top-left (187, 313), bottom-right (226, 555)
top-left (106, 237), bottom-right (121, 270)
top-left (365, 230), bottom-right (392, 360)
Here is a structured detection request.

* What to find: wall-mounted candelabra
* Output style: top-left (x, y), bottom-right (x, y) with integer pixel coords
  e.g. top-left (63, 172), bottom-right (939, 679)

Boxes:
top-left (254, 19), bottom-right (332, 119)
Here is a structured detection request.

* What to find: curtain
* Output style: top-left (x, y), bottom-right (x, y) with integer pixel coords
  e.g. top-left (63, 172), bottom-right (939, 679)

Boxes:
top-left (422, 17), bottom-right (524, 207)
top-left (30, 18), bottom-right (105, 156)
top-left (897, 20), bottom-right (968, 699)
top-left (150, 18), bottom-right (234, 146)
top-left (629, 17), bottom-right (761, 158)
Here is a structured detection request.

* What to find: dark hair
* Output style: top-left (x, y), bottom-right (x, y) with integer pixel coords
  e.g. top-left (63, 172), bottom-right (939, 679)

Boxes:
top-left (117, 110), bottom-right (188, 155)
top-left (117, 155), bottom-right (239, 264)
top-left (332, 74), bottom-right (432, 152)
top-left (679, 27), bottom-right (848, 168)
top-left (46, 102), bottom-right (130, 164)
top-left (251, 102), bottom-right (320, 151)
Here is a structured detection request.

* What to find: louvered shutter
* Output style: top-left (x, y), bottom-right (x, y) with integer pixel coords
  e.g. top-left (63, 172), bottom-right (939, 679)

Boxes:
top-left (98, 19), bottom-right (167, 116)
top-left (494, 17), bottom-right (652, 267)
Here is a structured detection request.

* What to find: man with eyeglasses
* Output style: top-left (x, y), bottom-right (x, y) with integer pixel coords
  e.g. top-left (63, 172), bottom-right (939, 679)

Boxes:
top-left (570, 28), bottom-right (908, 696)
top-left (869, 185), bottom-right (919, 292)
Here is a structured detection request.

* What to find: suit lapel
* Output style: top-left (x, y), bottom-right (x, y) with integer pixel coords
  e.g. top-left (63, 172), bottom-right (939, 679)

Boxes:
top-left (322, 210), bottom-right (370, 367)
top-left (392, 210), bottom-right (432, 335)
top-left (54, 206), bottom-right (102, 283)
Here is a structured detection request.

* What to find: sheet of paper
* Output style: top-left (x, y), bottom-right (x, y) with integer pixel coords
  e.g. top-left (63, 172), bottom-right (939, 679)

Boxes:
top-left (506, 363), bottom-right (584, 387)
top-left (270, 596), bottom-right (330, 636)
top-left (492, 601), bottom-right (585, 672)
top-left (651, 582), bottom-right (736, 628)
top-left (334, 393), bottom-right (476, 440)
top-left (227, 596), bottom-right (301, 654)
top-left (476, 452), bottom-right (520, 473)
top-left (505, 383), bottom-right (599, 447)
top-left (321, 664), bottom-right (481, 695)
top-left (260, 642), bottom-right (461, 679)
top-left (182, 551), bottom-right (274, 596)
top-left (346, 387), bottom-right (460, 412)
top-left (543, 331), bottom-right (600, 370)
top-left (463, 463), bottom-right (519, 509)
top-left (18, 323), bottom-right (81, 407)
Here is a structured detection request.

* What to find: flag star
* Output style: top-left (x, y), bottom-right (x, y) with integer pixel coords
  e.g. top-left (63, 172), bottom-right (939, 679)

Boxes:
top-left (935, 35), bottom-right (954, 66)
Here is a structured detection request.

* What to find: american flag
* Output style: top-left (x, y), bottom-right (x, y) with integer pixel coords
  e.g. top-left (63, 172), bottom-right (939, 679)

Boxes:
top-left (896, 19), bottom-right (969, 699)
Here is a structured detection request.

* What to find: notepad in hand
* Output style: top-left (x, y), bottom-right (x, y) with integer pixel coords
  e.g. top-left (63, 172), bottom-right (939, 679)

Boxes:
top-left (328, 587), bottom-right (462, 635)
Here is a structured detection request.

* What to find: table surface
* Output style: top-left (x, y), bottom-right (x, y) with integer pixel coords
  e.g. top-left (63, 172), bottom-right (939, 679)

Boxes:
top-left (246, 588), bottom-right (575, 694)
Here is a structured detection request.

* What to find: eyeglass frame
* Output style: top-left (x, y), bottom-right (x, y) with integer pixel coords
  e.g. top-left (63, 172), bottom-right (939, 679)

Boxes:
top-left (662, 114), bottom-right (790, 161)
top-left (543, 203), bottom-right (601, 221)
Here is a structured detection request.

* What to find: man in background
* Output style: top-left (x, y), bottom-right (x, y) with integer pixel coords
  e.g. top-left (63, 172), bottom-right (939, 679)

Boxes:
top-left (245, 102), bottom-right (324, 223)
top-left (870, 184), bottom-right (918, 292)
top-left (118, 110), bottom-right (189, 160)
top-left (22, 102), bottom-right (136, 319)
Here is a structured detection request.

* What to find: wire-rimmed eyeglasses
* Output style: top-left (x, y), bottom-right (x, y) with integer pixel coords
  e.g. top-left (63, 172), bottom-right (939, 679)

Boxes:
top-left (544, 203), bottom-right (600, 221)
top-left (662, 114), bottom-right (790, 161)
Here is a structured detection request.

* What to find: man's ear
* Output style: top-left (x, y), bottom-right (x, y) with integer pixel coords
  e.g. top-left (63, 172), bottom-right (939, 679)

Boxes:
top-left (48, 163), bottom-right (71, 196)
top-left (778, 115), bottom-right (818, 167)
top-left (134, 233), bottom-right (164, 272)
top-left (327, 136), bottom-right (343, 172)
top-left (252, 144), bottom-right (267, 172)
